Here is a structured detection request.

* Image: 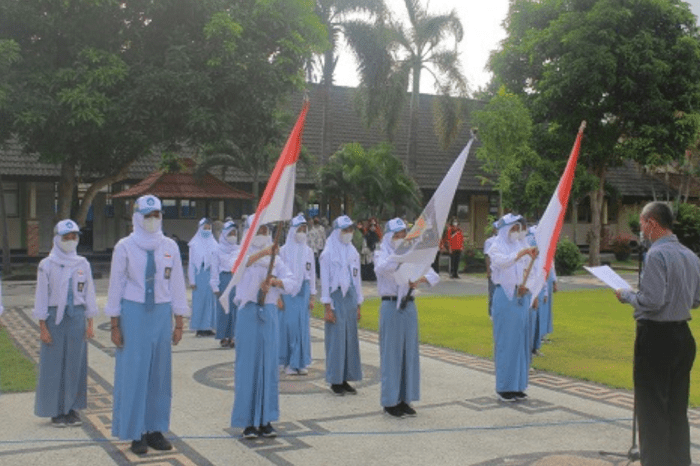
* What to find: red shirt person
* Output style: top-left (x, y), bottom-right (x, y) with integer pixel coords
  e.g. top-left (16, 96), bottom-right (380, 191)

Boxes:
top-left (446, 220), bottom-right (464, 279)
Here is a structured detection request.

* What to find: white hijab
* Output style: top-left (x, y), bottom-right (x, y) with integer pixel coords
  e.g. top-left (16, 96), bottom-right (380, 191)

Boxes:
top-left (48, 227), bottom-right (84, 325)
top-left (215, 221), bottom-right (240, 272)
top-left (131, 211), bottom-right (165, 251)
top-left (320, 215), bottom-right (358, 296)
top-left (188, 218), bottom-right (218, 272)
top-left (488, 214), bottom-right (529, 300)
top-left (378, 218), bottom-right (409, 307)
top-left (280, 213), bottom-right (308, 296)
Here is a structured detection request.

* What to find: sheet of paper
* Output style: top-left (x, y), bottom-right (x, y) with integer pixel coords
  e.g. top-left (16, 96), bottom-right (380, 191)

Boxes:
top-left (583, 265), bottom-right (632, 290)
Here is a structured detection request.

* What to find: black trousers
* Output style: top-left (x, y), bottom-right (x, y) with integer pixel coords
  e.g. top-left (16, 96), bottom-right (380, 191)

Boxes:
top-left (634, 320), bottom-right (696, 466)
top-left (450, 250), bottom-right (461, 277)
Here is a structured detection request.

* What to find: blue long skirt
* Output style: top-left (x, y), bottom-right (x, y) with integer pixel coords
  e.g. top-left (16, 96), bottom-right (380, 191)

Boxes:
top-left (379, 300), bottom-right (420, 407)
top-left (542, 275), bottom-right (555, 336)
top-left (190, 267), bottom-right (216, 331)
top-left (215, 272), bottom-right (236, 340)
top-left (231, 302), bottom-right (279, 428)
top-left (324, 285), bottom-right (362, 385)
top-left (279, 280), bottom-right (312, 370)
top-left (35, 306), bottom-right (87, 418)
top-left (531, 288), bottom-right (546, 352)
top-left (492, 286), bottom-right (532, 393)
top-left (112, 300), bottom-right (172, 440)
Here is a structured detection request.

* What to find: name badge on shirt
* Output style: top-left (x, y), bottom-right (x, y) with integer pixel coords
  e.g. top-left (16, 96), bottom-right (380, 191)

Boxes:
top-left (164, 267), bottom-right (172, 279)
top-left (77, 282), bottom-right (85, 292)
top-left (353, 267), bottom-right (358, 277)
top-left (306, 262), bottom-right (311, 271)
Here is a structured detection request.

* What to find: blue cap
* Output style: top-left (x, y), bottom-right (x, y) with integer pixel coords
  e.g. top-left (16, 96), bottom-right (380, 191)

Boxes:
top-left (291, 213), bottom-right (307, 227)
top-left (385, 218), bottom-right (407, 233)
top-left (494, 213), bottom-right (523, 230)
top-left (333, 215), bottom-right (354, 230)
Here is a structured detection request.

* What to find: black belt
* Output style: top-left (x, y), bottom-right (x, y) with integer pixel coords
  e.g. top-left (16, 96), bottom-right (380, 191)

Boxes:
top-left (381, 296), bottom-right (414, 302)
top-left (637, 319), bottom-right (688, 327)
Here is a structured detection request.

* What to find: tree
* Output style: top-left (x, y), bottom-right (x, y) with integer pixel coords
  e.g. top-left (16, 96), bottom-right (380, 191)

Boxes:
top-left (319, 142), bottom-right (422, 218)
top-left (0, 39), bottom-right (19, 273)
top-left (490, 0), bottom-right (700, 265)
top-left (344, 0), bottom-right (467, 167)
top-left (1, 0), bottom-right (325, 226)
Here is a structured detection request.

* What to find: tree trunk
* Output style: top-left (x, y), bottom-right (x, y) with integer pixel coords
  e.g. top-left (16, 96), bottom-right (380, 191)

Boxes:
top-left (571, 199), bottom-right (579, 246)
top-left (588, 169), bottom-right (606, 266)
top-left (75, 160), bottom-right (136, 227)
top-left (0, 175), bottom-right (11, 275)
top-left (320, 47), bottom-right (335, 165)
top-left (406, 64), bottom-right (421, 171)
top-left (57, 160), bottom-right (76, 222)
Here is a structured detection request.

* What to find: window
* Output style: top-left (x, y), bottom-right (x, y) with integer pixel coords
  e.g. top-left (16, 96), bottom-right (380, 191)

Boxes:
top-left (181, 200), bottom-right (197, 219)
top-left (162, 199), bottom-right (178, 219)
top-left (3, 182), bottom-right (19, 217)
top-left (577, 197), bottom-right (592, 223)
top-left (456, 204), bottom-right (469, 219)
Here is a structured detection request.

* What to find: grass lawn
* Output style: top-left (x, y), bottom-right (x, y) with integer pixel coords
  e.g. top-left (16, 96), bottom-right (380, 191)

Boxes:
top-left (0, 326), bottom-right (36, 393)
top-left (314, 288), bottom-right (700, 406)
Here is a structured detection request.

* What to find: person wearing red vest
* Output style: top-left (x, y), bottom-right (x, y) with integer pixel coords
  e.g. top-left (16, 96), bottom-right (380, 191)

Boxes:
top-left (446, 218), bottom-right (464, 279)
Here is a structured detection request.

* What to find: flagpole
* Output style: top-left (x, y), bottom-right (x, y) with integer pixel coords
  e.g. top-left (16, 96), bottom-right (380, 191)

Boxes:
top-left (258, 220), bottom-right (285, 305)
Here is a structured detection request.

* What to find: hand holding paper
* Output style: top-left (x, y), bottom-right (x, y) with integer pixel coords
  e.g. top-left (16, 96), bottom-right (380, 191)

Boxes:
top-left (583, 265), bottom-right (632, 291)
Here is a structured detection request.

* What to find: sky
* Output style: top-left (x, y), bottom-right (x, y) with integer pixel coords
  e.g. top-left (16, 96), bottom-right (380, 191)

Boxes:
top-left (332, 0), bottom-right (700, 96)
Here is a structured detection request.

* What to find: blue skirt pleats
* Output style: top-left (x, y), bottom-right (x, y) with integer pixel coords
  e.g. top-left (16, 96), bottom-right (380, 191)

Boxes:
top-left (379, 300), bottom-right (420, 407)
top-left (279, 280), bottom-right (312, 370)
top-left (324, 285), bottom-right (362, 385)
top-left (492, 286), bottom-right (532, 393)
top-left (112, 300), bottom-right (172, 440)
top-left (231, 302), bottom-right (279, 428)
top-left (190, 267), bottom-right (216, 331)
top-left (215, 272), bottom-right (236, 340)
top-left (35, 306), bottom-right (87, 418)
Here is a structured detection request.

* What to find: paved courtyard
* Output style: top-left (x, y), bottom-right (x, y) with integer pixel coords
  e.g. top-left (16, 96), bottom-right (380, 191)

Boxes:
top-left (1, 272), bottom-right (698, 465)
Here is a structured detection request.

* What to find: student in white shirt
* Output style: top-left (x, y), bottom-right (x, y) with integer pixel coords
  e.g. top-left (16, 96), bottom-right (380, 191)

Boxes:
top-left (278, 213), bottom-right (316, 375)
top-left (374, 218), bottom-right (439, 417)
top-left (33, 219), bottom-right (98, 427)
top-left (105, 195), bottom-right (189, 455)
top-left (187, 218), bottom-right (218, 336)
top-left (320, 215), bottom-right (364, 396)
top-left (230, 215), bottom-right (297, 439)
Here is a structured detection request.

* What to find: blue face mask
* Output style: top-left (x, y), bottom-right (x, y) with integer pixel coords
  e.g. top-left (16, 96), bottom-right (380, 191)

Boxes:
top-left (201, 230), bottom-right (212, 238)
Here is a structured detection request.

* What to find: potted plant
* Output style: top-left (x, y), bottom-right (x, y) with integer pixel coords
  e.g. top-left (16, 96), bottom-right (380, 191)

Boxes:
top-left (609, 233), bottom-right (637, 261)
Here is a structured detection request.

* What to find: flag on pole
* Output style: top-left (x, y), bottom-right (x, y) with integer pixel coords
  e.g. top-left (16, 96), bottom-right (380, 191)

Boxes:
top-left (525, 121), bottom-right (587, 300)
top-left (219, 100), bottom-right (309, 311)
top-left (391, 134), bottom-right (477, 284)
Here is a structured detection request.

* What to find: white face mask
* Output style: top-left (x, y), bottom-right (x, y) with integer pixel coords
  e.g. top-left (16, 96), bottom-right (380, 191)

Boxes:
top-left (143, 217), bottom-right (161, 233)
top-left (226, 234), bottom-right (237, 245)
top-left (340, 232), bottom-right (353, 244)
top-left (252, 235), bottom-right (271, 248)
top-left (59, 239), bottom-right (78, 253)
top-left (519, 231), bottom-right (528, 241)
top-left (295, 232), bottom-right (307, 244)
top-left (509, 231), bottom-right (520, 242)
top-left (391, 238), bottom-right (402, 249)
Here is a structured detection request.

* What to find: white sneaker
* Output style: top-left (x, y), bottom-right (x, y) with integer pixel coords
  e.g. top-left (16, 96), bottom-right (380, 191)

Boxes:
top-left (285, 366), bottom-right (298, 375)
top-left (297, 368), bottom-right (308, 375)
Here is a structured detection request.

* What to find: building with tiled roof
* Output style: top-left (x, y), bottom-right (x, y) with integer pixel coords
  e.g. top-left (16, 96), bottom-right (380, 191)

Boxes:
top-left (0, 83), bottom-right (691, 255)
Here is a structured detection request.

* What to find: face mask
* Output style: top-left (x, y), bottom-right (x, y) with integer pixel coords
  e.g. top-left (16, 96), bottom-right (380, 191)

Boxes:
top-left (391, 238), bottom-right (402, 249)
top-left (252, 235), bottom-right (270, 248)
top-left (59, 239), bottom-right (78, 253)
top-left (509, 231), bottom-right (519, 242)
top-left (143, 217), bottom-right (161, 233)
top-left (226, 234), bottom-right (237, 245)
top-left (452, 222), bottom-right (458, 226)
top-left (201, 230), bottom-right (212, 238)
top-left (340, 232), bottom-right (353, 244)
top-left (295, 232), bottom-right (307, 244)
top-left (519, 231), bottom-right (528, 241)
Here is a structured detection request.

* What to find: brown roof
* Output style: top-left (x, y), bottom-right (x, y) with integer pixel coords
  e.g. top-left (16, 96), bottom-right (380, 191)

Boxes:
top-left (112, 159), bottom-right (253, 200)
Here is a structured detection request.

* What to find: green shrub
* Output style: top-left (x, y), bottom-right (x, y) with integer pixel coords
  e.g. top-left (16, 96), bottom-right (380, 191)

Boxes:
top-left (675, 203), bottom-right (700, 255)
top-left (555, 237), bottom-right (584, 275)
top-left (609, 233), bottom-right (637, 261)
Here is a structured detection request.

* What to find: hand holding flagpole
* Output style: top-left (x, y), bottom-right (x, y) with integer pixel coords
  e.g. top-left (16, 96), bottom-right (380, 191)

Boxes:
top-left (258, 221), bottom-right (284, 305)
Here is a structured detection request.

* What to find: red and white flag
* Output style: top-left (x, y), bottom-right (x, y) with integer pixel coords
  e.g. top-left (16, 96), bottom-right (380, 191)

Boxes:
top-left (219, 100), bottom-right (309, 310)
top-left (526, 121), bottom-right (586, 300)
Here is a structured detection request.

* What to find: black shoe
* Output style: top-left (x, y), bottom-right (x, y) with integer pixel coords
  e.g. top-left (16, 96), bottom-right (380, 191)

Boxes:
top-left (514, 391), bottom-right (528, 400)
top-left (130, 435), bottom-right (148, 455)
top-left (341, 381), bottom-right (357, 395)
top-left (51, 415), bottom-right (67, 428)
top-left (398, 401), bottom-right (417, 417)
top-left (497, 392), bottom-right (518, 402)
top-left (259, 423), bottom-right (277, 438)
top-left (145, 431), bottom-right (172, 451)
top-left (242, 426), bottom-right (259, 439)
top-left (65, 410), bottom-right (82, 427)
top-left (383, 405), bottom-right (405, 418)
top-left (204, 330), bottom-right (216, 337)
top-left (196, 331), bottom-right (205, 337)
top-left (330, 384), bottom-right (345, 396)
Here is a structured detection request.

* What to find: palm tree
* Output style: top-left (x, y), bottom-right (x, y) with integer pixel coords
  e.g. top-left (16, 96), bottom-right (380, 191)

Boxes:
top-left (344, 0), bottom-right (467, 169)
top-left (309, 0), bottom-right (386, 164)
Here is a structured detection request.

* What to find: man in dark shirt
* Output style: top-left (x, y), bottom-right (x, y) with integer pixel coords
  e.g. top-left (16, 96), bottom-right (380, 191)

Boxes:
top-left (616, 202), bottom-right (700, 466)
